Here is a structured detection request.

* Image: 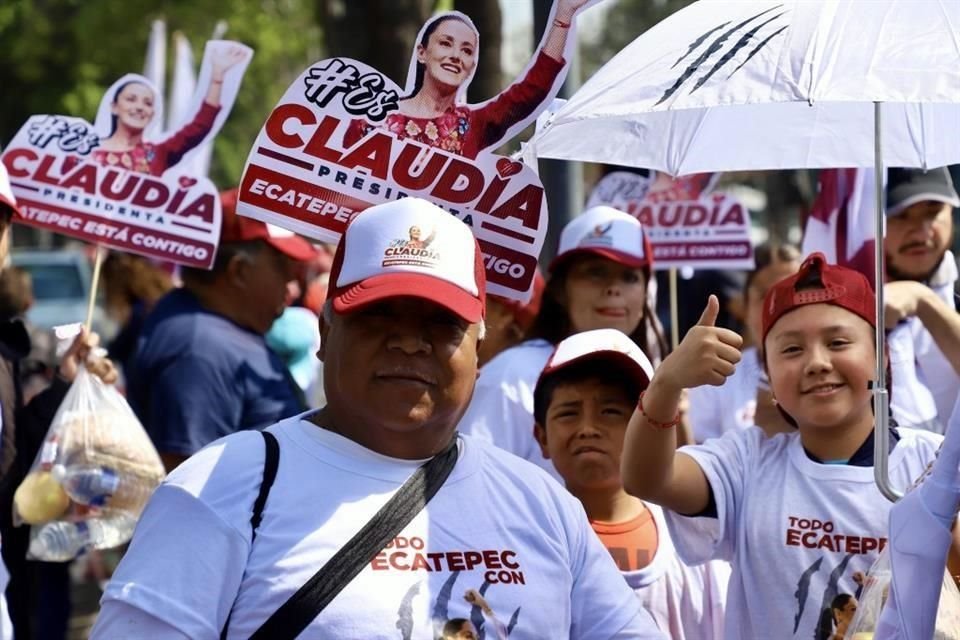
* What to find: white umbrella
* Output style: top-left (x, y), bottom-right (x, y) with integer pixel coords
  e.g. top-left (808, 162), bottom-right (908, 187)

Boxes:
top-left (529, 0), bottom-right (960, 503)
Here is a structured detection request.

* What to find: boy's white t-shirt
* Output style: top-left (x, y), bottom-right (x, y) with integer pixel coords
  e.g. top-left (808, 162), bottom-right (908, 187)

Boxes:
top-left (663, 426), bottom-right (941, 640)
top-left (459, 339), bottom-right (561, 481)
top-left (686, 346), bottom-right (760, 441)
top-left (94, 416), bottom-right (662, 639)
top-left (614, 505), bottom-right (729, 640)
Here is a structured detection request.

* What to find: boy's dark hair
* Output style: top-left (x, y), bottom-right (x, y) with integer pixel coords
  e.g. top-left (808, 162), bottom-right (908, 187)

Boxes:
top-left (533, 359), bottom-right (642, 428)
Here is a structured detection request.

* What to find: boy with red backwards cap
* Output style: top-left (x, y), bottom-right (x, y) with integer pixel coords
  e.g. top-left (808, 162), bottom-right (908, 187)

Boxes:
top-left (533, 328), bottom-right (728, 638)
top-left (620, 253), bottom-right (960, 639)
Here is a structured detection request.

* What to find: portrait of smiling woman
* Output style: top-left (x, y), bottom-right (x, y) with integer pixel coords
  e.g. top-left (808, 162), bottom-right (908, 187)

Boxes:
top-left (344, 0), bottom-right (592, 159)
top-left (91, 44), bottom-right (249, 176)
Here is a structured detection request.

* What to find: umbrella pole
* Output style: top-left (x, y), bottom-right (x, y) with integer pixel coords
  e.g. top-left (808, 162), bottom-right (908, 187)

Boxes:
top-left (872, 101), bottom-right (901, 503)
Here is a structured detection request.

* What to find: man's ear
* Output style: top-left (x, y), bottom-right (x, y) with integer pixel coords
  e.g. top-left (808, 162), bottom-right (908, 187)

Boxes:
top-left (533, 422), bottom-right (550, 459)
top-left (224, 251), bottom-right (252, 288)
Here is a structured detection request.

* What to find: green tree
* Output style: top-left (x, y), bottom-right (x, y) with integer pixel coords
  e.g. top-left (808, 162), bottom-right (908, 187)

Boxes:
top-left (0, 0), bottom-right (321, 189)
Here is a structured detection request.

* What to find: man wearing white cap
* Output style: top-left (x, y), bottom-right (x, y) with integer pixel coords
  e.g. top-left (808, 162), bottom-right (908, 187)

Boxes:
top-left (92, 198), bottom-right (664, 639)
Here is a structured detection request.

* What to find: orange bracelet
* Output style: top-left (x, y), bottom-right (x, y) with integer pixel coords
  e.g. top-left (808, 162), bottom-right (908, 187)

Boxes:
top-left (637, 391), bottom-right (681, 429)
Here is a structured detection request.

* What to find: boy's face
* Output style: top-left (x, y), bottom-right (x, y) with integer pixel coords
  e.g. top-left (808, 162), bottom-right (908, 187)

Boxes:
top-left (535, 377), bottom-right (634, 491)
top-left (764, 303), bottom-right (875, 431)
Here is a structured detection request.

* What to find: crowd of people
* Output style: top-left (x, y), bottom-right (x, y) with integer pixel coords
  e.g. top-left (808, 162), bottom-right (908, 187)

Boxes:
top-left (0, 159), bottom-right (956, 637)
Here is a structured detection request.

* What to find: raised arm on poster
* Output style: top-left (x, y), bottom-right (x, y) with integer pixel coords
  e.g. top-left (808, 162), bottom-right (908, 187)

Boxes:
top-left (587, 170), bottom-right (754, 271)
top-left (0, 41), bottom-right (252, 269)
top-left (237, 0), bottom-right (597, 302)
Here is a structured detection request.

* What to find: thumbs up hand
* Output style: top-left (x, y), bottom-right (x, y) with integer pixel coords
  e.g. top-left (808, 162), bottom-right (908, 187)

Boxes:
top-left (655, 295), bottom-right (743, 392)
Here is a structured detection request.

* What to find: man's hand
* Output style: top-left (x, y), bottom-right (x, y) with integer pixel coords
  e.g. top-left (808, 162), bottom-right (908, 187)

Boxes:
top-left (884, 281), bottom-right (931, 329)
top-left (57, 328), bottom-right (118, 385)
top-left (654, 295), bottom-right (743, 393)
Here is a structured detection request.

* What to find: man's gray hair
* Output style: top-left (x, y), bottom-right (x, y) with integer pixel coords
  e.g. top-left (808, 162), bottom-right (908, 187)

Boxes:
top-left (322, 299), bottom-right (485, 341)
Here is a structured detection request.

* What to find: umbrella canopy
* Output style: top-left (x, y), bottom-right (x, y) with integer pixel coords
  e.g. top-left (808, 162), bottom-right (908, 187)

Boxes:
top-left (530, 0), bottom-right (960, 173)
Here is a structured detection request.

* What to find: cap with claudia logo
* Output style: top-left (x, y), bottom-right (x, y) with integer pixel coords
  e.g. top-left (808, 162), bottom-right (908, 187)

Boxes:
top-left (549, 206), bottom-right (653, 273)
top-left (328, 198), bottom-right (486, 323)
top-left (886, 167), bottom-right (960, 217)
top-left (536, 328), bottom-right (655, 397)
top-left (761, 252), bottom-right (876, 345)
top-left (0, 162), bottom-right (22, 218)
top-left (220, 189), bottom-right (317, 262)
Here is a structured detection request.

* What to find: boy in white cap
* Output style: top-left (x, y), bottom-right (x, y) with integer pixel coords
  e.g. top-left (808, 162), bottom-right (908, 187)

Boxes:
top-left (92, 198), bottom-right (664, 639)
top-left (533, 328), bottom-right (728, 638)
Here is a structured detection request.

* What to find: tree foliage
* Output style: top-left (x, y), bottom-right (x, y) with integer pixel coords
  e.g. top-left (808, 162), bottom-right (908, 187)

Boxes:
top-left (0, 0), bottom-right (322, 188)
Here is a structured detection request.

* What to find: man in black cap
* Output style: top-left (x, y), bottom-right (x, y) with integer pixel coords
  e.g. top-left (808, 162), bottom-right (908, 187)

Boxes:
top-left (883, 166), bottom-right (960, 427)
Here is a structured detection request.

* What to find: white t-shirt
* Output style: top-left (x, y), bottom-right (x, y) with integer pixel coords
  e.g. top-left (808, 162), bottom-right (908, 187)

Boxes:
top-left (459, 339), bottom-right (561, 481)
top-left (663, 426), bottom-right (941, 640)
top-left (618, 505), bottom-right (729, 640)
top-left (686, 346), bottom-right (760, 442)
top-left (93, 415), bottom-right (664, 639)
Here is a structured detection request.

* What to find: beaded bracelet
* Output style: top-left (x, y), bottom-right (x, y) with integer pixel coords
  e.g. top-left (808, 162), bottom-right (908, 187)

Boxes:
top-left (637, 391), bottom-right (681, 429)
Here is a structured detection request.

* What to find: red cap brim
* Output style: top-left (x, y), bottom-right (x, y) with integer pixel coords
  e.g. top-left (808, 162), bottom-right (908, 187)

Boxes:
top-left (332, 272), bottom-right (483, 323)
top-left (266, 236), bottom-right (319, 262)
top-left (548, 247), bottom-right (650, 273)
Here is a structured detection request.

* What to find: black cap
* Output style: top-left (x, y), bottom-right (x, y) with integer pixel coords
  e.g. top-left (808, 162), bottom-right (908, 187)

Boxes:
top-left (886, 167), bottom-right (959, 217)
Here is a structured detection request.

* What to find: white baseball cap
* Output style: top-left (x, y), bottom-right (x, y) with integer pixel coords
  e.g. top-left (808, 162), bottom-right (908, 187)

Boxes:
top-left (549, 205), bottom-right (652, 273)
top-left (536, 328), bottom-right (655, 395)
top-left (0, 162), bottom-right (22, 218)
top-left (329, 198), bottom-right (485, 322)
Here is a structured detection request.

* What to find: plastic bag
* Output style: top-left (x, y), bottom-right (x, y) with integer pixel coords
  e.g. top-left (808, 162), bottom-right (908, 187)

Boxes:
top-left (13, 366), bottom-right (165, 561)
top-left (845, 544), bottom-right (960, 639)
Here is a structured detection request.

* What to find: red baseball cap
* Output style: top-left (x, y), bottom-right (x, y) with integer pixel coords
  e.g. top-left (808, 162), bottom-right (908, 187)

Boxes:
top-left (220, 189), bottom-right (317, 262)
top-left (761, 252), bottom-right (876, 346)
top-left (548, 206), bottom-right (653, 274)
top-left (0, 162), bottom-right (22, 219)
top-left (328, 198), bottom-right (486, 323)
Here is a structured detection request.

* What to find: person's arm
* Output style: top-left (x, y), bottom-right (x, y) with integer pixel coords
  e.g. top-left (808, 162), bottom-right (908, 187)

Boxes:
top-left (202, 45), bottom-right (249, 108)
top-left (885, 281), bottom-right (960, 376)
top-left (621, 296), bottom-right (743, 516)
top-left (540, 0), bottom-right (592, 62)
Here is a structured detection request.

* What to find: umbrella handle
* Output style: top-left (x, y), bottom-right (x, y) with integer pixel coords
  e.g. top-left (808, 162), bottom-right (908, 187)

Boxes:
top-left (873, 101), bottom-right (902, 503)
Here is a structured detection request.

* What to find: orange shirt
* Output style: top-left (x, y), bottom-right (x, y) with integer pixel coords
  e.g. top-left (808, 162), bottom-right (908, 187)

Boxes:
top-left (591, 508), bottom-right (659, 573)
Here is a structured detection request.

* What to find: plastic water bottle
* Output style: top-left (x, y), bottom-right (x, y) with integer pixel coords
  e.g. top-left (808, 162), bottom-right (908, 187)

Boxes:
top-left (52, 465), bottom-right (154, 512)
top-left (28, 513), bottom-right (137, 561)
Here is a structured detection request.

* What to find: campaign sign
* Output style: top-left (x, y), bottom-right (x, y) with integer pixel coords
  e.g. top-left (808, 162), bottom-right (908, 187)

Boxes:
top-left (0, 41), bottom-right (252, 269)
top-left (238, 1), bottom-right (596, 302)
top-left (588, 170), bottom-right (754, 270)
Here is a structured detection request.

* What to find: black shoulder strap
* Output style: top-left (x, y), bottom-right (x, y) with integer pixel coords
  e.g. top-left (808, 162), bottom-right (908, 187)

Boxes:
top-left (251, 431), bottom-right (280, 541)
top-left (220, 430), bottom-right (280, 640)
top-left (249, 439), bottom-right (459, 640)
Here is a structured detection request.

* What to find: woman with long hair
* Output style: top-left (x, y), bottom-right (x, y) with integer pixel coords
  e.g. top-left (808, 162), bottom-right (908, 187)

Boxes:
top-left (92, 45), bottom-right (248, 176)
top-left (686, 243), bottom-right (801, 442)
top-left (460, 206), bottom-right (666, 479)
top-left (344, 0), bottom-right (591, 159)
